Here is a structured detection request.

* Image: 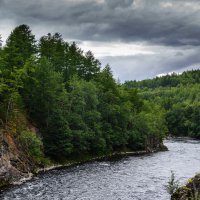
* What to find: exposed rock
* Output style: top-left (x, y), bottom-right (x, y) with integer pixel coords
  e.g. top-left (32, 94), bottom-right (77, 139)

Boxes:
top-left (145, 136), bottom-right (168, 153)
top-left (0, 130), bottom-right (168, 190)
top-left (0, 132), bottom-right (35, 188)
top-left (172, 174), bottom-right (200, 200)
top-left (159, 142), bottom-right (168, 151)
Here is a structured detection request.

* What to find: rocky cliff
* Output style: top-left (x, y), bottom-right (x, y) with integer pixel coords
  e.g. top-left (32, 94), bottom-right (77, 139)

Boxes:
top-left (0, 131), bottom-right (36, 188)
top-left (0, 120), bottom-right (168, 190)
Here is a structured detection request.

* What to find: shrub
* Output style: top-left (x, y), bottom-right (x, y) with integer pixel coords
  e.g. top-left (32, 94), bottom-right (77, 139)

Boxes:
top-left (166, 171), bottom-right (180, 195)
top-left (17, 130), bottom-right (44, 163)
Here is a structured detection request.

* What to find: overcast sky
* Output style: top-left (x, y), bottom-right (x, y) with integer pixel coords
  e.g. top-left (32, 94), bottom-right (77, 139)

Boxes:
top-left (0, 0), bottom-right (200, 81)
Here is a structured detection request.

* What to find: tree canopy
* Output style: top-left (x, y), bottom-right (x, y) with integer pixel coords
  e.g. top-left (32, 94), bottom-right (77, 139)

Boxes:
top-left (2, 24), bottom-right (191, 161)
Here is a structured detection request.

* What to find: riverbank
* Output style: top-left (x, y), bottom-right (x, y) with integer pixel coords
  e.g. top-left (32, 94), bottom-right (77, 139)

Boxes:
top-left (0, 142), bottom-right (168, 191)
top-left (172, 173), bottom-right (200, 200)
top-left (3, 139), bottom-right (199, 200)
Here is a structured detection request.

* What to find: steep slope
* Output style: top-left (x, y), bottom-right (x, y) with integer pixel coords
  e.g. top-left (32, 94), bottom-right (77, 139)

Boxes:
top-left (0, 130), bottom-right (36, 188)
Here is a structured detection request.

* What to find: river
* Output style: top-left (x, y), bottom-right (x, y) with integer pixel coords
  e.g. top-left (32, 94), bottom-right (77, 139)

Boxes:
top-left (1, 138), bottom-right (200, 200)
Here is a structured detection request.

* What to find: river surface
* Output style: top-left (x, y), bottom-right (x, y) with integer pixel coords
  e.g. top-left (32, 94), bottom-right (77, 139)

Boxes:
top-left (1, 138), bottom-right (200, 200)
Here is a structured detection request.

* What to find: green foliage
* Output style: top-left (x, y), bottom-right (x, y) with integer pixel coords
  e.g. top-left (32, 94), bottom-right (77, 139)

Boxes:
top-left (17, 130), bottom-right (44, 163)
top-left (22, 57), bottom-right (73, 159)
top-left (80, 50), bottom-right (101, 81)
top-left (166, 102), bottom-right (200, 137)
top-left (166, 171), bottom-right (180, 195)
top-left (0, 34), bottom-right (2, 48)
top-left (125, 70), bottom-right (200, 89)
top-left (0, 24), bottom-right (168, 162)
top-left (0, 25), bottom-right (36, 121)
top-left (39, 33), bottom-right (65, 72)
top-left (39, 35), bottom-right (101, 82)
top-left (67, 78), bottom-right (102, 154)
top-left (4, 24), bottom-right (36, 70)
top-left (126, 71), bottom-right (200, 138)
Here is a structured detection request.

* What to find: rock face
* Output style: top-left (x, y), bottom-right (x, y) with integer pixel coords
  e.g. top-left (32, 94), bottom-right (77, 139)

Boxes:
top-left (172, 174), bottom-right (200, 200)
top-left (0, 132), bottom-right (35, 188)
top-left (0, 130), bottom-right (168, 190)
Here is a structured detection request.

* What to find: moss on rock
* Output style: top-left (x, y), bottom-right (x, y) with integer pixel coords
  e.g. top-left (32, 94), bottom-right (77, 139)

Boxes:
top-left (172, 174), bottom-right (200, 200)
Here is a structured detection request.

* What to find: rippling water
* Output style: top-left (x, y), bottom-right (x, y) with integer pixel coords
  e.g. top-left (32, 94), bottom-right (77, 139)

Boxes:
top-left (1, 138), bottom-right (200, 200)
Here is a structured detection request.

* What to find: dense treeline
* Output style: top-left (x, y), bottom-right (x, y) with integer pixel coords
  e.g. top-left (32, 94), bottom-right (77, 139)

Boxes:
top-left (125, 72), bottom-right (200, 138)
top-left (0, 25), bottom-right (166, 161)
top-left (125, 70), bottom-right (200, 89)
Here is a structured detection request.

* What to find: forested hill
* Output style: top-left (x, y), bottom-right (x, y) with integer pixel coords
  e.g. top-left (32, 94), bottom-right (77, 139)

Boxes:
top-left (125, 70), bottom-right (200, 89)
top-left (0, 23), bottom-right (166, 175)
top-left (124, 71), bottom-right (200, 139)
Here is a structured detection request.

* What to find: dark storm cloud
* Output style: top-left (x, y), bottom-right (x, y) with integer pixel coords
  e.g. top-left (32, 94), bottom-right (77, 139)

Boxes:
top-left (0, 0), bottom-right (200, 81)
top-left (106, 0), bottom-right (134, 8)
top-left (101, 47), bottom-right (200, 81)
top-left (1, 0), bottom-right (200, 47)
top-left (175, 52), bottom-right (184, 57)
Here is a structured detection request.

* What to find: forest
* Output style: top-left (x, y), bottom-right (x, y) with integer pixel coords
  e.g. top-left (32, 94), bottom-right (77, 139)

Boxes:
top-left (125, 70), bottom-right (200, 138)
top-left (0, 24), bottom-right (199, 165)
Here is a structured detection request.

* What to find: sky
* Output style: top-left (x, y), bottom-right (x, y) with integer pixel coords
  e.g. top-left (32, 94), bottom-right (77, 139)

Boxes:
top-left (0, 0), bottom-right (200, 81)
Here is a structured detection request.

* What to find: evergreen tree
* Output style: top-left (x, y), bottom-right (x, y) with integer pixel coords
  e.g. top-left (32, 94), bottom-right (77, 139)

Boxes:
top-left (78, 51), bottom-right (101, 81)
top-left (0, 24), bottom-right (172, 161)
top-left (4, 24), bottom-right (36, 69)
top-left (0, 34), bottom-right (2, 48)
top-left (23, 57), bottom-right (73, 158)
top-left (39, 33), bottom-right (65, 72)
top-left (64, 42), bottom-right (85, 82)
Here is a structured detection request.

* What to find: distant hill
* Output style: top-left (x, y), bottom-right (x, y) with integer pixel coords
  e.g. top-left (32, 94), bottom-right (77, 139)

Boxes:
top-left (123, 69), bottom-right (200, 138)
top-left (124, 69), bottom-right (200, 89)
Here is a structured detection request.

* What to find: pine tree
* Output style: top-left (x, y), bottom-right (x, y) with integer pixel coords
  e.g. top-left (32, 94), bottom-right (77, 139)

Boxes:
top-left (4, 24), bottom-right (36, 69)
top-left (39, 33), bottom-right (65, 72)
top-left (24, 57), bottom-right (73, 158)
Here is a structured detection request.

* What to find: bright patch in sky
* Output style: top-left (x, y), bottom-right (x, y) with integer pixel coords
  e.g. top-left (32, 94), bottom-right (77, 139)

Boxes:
top-left (79, 41), bottom-right (155, 57)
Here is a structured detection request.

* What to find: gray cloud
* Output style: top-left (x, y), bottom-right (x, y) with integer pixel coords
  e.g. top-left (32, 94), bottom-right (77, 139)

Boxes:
top-left (106, 0), bottom-right (134, 8)
top-left (101, 46), bottom-right (200, 81)
top-left (1, 0), bottom-right (200, 46)
top-left (175, 52), bottom-right (184, 57)
top-left (0, 0), bottom-right (200, 81)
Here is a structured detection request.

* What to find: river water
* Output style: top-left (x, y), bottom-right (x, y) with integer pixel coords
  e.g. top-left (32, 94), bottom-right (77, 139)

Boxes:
top-left (1, 138), bottom-right (200, 200)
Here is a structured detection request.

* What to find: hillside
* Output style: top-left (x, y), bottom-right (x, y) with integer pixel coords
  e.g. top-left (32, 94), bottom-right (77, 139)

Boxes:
top-left (125, 70), bottom-right (200, 89)
top-left (0, 25), bottom-right (167, 187)
top-left (125, 70), bottom-right (200, 138)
